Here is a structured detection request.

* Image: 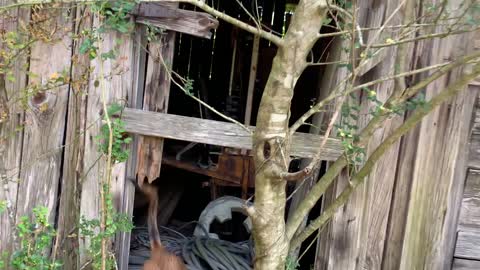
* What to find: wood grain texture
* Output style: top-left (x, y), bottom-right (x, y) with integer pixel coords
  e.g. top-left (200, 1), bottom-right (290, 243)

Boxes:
top-left (458, 170), bottom-right (480, 232)
top-left (468, 95), bottom-right (480, 169)
top-left (122, 108), bottom-right (343, 160)
top-left (134, 2), bottom-right (218, 39)
top-left (345, 2), bottom-right (405, 269)
top-left (15, 5), bottom-right (73, 225)
top-left (452, 258), bottom-right (480, 270)
top-left (398, 26), bottom-right (478, 270)
top-left (55, 6), bottom-right (92, 268)
top-left (136, 28), bottom-right (176, 184)
top-left (380, 112), bottom-right (421, 270)
top-left (116, 25), bottom-right (148, 270)
top-left (79, 15), bottom-right (135, 266)
top-left (455, 231), bottom-right (480, 260)
top-left (393, 11), bottom-right (480, 270)
top-left (316, 1), bottom-right (405, 269)
top-left (309, 36), bottom-right (350, 268)
top-left (0, 1), bottom-right (29, 259)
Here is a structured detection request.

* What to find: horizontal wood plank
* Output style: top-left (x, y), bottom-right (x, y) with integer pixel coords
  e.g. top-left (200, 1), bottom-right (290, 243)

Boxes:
top-left (453, 258), bottom-right (480, 270)
top-left (133, 3), bottom-right (218, 38)
top-left (455, 231), bottom-right (480, 260)
top-left (121, 108), bottom-right (343, 160)
top-left (459, 170), bottom-right (480, 232)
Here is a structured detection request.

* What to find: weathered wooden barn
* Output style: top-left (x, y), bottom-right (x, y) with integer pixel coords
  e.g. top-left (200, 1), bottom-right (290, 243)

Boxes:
top-left (1, 0), bottom-right (480, 269)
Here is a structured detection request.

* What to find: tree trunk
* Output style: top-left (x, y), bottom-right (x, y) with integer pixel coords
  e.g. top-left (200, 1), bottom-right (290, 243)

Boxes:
top-left (251, 1), bottom-right (328, 269)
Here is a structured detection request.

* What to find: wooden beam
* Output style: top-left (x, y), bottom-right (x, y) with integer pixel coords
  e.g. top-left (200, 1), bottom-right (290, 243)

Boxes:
top-left (453, 258), bottom-right (480, 270)
top-left (121, 108), bottom-right (343, 160)
top-left (455, 231), bottom-right (480, 260)
top-left (133, 2), bottom-right (218, 39)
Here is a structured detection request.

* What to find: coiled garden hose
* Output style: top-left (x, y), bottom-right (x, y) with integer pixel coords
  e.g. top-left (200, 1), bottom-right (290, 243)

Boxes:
top-left (130, 226), bottom-right (254, 270)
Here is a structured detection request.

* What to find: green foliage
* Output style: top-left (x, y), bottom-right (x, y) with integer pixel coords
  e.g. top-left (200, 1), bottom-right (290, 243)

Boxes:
top-left (10, 207), bottom-right (62, 270)
top-left (79, 31), bottom-right (99, 60)
top-left (0, 200), bottom-right (132, 270)
top-left (0, 200), bottom-right (7, 214)
top-left (145, 23), bottom-right (165, 42)
top-left (0, 252), bottom-right (8, 270)
top-left (184, 78), bottom-right (195, 96)
top-left (285, 256), bottom-right (300, 270)
top-left (97, 103), bottom-right (132, 163)
top-left (336, 95), bottom-right (365, 167)
top-left (79, 0), bottom-right (139, 60)
top-left (79, 184), bottom-right (134, 270)
top-left (389, 92), bottom-right (428, 116)
top-left (92, 0), bottom-right (139, 34)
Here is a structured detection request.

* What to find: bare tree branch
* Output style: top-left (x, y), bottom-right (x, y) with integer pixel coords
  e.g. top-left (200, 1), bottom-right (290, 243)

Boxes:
top-left (291, 50), bottom-right (480, 134)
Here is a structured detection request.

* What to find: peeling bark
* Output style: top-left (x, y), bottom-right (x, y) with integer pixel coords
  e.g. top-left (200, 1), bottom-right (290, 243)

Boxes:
top-left (251, 1), bottom-right (328, 269)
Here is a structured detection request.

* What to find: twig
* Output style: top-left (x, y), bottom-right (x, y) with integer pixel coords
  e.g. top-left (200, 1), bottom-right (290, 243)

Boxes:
top-left (290, 50), bottom-right (480, 134)
top-left (97, 23), bottom-right (112, 270)
top-left (234, 0), bottom-right (261, 30)
top-left (370, 27), bottom-right (480, 48)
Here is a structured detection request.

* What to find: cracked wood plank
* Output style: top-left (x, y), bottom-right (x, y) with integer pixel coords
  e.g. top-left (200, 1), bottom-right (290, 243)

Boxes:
top-left (121, 108), bottom-right (343, 161)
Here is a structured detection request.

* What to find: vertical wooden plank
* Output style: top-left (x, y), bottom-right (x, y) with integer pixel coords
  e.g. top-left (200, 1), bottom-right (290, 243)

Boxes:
top-left (15, 4), bottom-right (73, 225)
top-left (398, 29), bottom-right (478, 270)
top-left (0, 1), bottom-right (29, 259)
top-left (383, 7), bottom-right (479, 270)
top-left (353, 1), bottom-right (406, 265)
top-left (244, 35), bottom-right (260, 126)
top-left (380, 116), bottom-right (420, 270)
top-left (315, 1), bottom-right (406, 269)
top-left (55, 5), bottom-right (92, 268)
top-left (313, 37), bottom-right (349, 270)
top-left (136, 28), bottom-right (176, 184)
top-left (79, 15), bottom-right (135, 266)
top-left (116, 24), bottom-right (148, 270)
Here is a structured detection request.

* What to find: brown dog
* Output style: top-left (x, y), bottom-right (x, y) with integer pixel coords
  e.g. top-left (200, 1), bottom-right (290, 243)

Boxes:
top-left (141, 183), bottom-right (187, 270)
